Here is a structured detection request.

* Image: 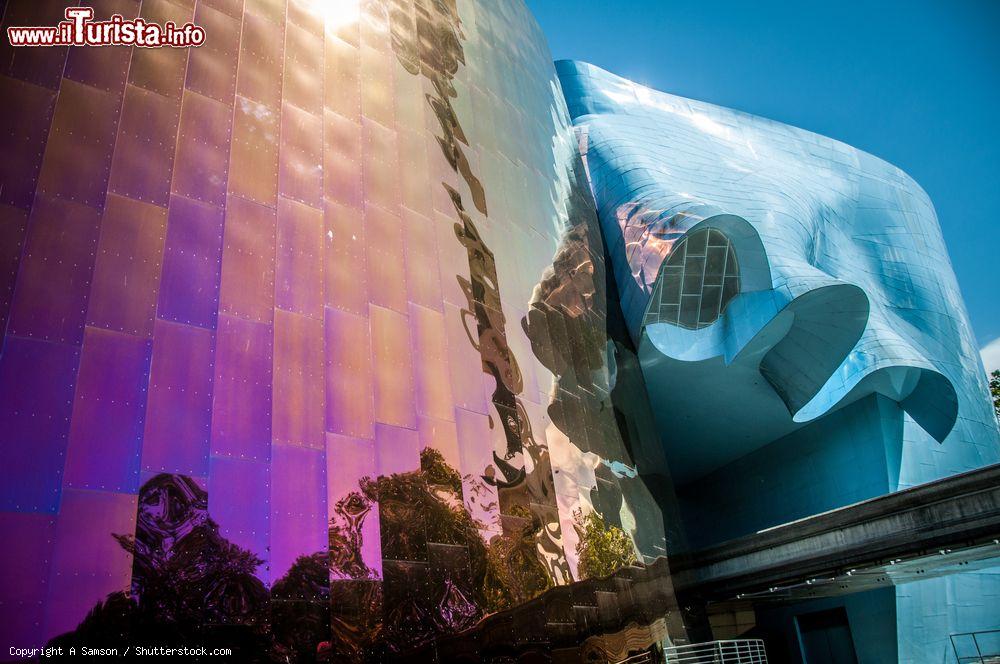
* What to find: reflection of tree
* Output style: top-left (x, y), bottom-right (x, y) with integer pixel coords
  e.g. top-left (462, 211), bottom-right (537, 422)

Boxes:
top-left (388, 0), bottom-right (572, 585)
top-left (575, 511), bottom-right (638, 580)
top-left (51, 451), bottom-right (573, 661)
top-left (990, 370), bottom-right (999, 421)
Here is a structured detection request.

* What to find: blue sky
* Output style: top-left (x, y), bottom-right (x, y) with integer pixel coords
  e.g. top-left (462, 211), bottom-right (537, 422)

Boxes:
top-left (526, 0), bottom-right (1000, 371)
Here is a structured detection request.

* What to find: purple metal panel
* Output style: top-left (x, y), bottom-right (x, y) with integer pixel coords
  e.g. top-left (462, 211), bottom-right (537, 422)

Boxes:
top-left (402, 208), bottom-right (442, 311)
top-left (397, 128), bottom-right (433, 219)
top-left (324, 199), bottom-right (368, 315)
top-left (7, 194), bottom-right (102, 346)
top-left (272, 308), bottom-right (325, 449)
top-left (362, 139), bottom-right (401, 215)
top-left (228, 96), bottom-right (280, 207)
top-left (157, 195), bottom-right (225, 329)
top-left (278, 103), bottom-right (323, 208)
top-left (375, 423), bottom-right (420, 477)
top-left (0, 512), bottom-right (55, 647)
top-left (0, 337), bottom-right (80, 512)
top-left (276, 197), bottom-right (324, 319)
top-left (0, 205), bottom-right (29, 336)
top-left (185, 2), bottom-right (241, 104)
top-left (63, 327), bottom-right (152, 493)
top-left (417, 415), bottom-right (461, 472)
top-left (236, 11), bottom-right (284, 111)
top-left (86, 194), bottom-right (168, 338)
top-left (141, 320), bottom-right (214, 477)
top-left (210, 313), bottom-right (272, 461)
top-left (107, 84), bottom-right (182, 208)
top-left (443, 302), bottom-right (489, 415)
top-left (208, 456), bottom-right (270, 577)
top-left (171, 90), bottom-right (233, 208)
top-left (364, 204), bottom-right (407, 314)
top-left (0, 76), bottom-right (56, 209)
top-left (0, 1), bottom-right (69, 90)
top-left (324, 136), bottom-right (365, 208)
top-left (408, 303), bottom-right (453, 423)
top-left (127, 0), bottom-right (192, 98)
top-left (36, 79), bottom-right (121, 209)
top-left (218, 195), bottom-right (276, 323)
top-left (326, 432), bottom-right (381, 579)
top-left (325, 109), bottom-right (362, 167)
top-left (324, 307), bottom-right (374, 439)
top-left (270, 443), bottom-right (326, 581)
top-left (370, 304), bottom-right (416, 429)
top-left (283, 22), bottom-right (323, 116)
top-left (62, 0), bottom-right (139, 93)
top-left (44, 489), bottom-right (137, 641)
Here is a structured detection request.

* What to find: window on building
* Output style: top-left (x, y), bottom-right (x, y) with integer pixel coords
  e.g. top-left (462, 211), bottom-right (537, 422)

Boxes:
top-left (644, 228), bottom-right (740, 329)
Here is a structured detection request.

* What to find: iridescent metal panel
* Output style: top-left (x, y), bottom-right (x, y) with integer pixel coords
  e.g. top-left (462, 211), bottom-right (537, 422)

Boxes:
top-left (185, 2), bottom-right (240, 104)
top-left (276, 197), bottom-right (325, 319)
top-left (1, 0), bottom-right (686, 658)
top-left (0, 76), bottom-right (55, 209)
top-left (62, 0), bottom-right (137, 93)
top-left (107, 84), bottom-right (181, 207)
top-left (7, 195), bottom-right (102, 345)
top-left (324, 307), bottom-right (375, 439)
top-left (0, 337), bottom-right (79, 512)
top-left (171, 90), bottom-right (232, 207)
top-left (218, 195), bottom-right (276, 322)
top-left (228, 96), bottom-right (280, 206)
top-left (156, 195), bottom-right (225, 329)
top-left (63, 327), bottom-right (151, 493)
top-left (210, 313), bottom-right (273, 461)
top-left (141, 320), bottom-right (214, 476)
top-left (272, 308), bottom-right (325, 449)
top-left (36, 79), bottom-right (120, 209)
top-left (127, 0), bottom-right (191, 98)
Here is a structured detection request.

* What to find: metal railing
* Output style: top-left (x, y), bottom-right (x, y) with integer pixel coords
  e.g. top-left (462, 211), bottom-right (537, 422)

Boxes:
top-left (951, 630), bottom-right (1000, 664)
top-left (663, 639), bottom-right (767, 664)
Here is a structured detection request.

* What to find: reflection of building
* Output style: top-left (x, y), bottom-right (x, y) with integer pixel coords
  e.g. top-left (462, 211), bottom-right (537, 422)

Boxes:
top-left (0, 1), bottom-right (995, 663)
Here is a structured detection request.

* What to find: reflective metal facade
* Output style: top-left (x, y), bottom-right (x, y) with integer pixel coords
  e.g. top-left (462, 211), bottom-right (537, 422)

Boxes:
top-left (0, 0), bottom-right (681, 659)
top-left (557, 60), bottom-right (1000, 663)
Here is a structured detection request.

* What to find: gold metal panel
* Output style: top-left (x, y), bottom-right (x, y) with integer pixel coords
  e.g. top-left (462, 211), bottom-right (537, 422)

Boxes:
top-left (323, 199), bottom-right (368, 316)
top-left (185, 2), bottom-right (241, 104)
top-left (364, 203), bottom-right (407, 314)
top-left (236, 11), bottom-right (284, 110)
top-left (36, 79), bottom-right (121, 209)
top-left (359, 45), bottom-right (394, 128)
top-left (278, 103), bottom-right (323, 208)
top-left (108, 84), bottom-right (182, 208)
top-left (171, 90), bottom-right (233, 207)
top-left (276, 196), bottom-right (325, 319)
top-left (402, 209), bottom-right (441, 311)
top-left (218, 195), bottom-right (276, 323)
top-left (228, 96), bottom-right (280, 206)
top-left (408, 303), bottom-right (453, 423)
top-left (324, 35), bottom-right (360, 122)
top-left (127, 0), bottom-right (192, 98)
top-left (272, 307), bottom-right (326, 449)
top-left (282, 23), bottom-right (324, 117)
